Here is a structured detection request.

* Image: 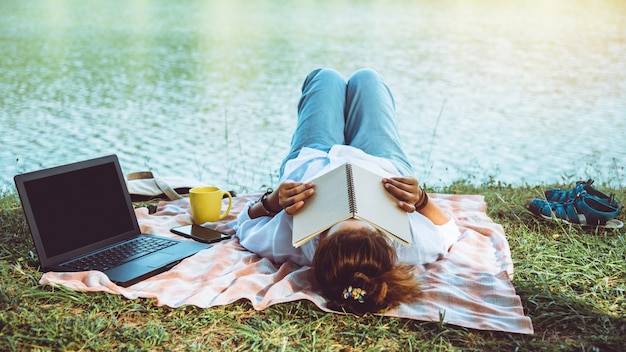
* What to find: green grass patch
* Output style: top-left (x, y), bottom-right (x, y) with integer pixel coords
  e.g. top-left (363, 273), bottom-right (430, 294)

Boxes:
top-left (1, 181), bottom-right (625, 351)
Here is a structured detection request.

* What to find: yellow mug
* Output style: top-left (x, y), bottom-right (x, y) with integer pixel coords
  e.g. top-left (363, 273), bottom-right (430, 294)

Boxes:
top-left (189, 186), bottom-right (233, 224)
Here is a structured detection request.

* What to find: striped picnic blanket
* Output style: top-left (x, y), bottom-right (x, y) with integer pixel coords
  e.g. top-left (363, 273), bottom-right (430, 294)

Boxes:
top-left (40, 194), bottom-right (533, 334)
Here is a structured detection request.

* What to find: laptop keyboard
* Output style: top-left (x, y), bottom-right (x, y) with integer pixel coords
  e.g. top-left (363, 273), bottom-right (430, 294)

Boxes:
top-left (61, 236), bottom-right (177, 272)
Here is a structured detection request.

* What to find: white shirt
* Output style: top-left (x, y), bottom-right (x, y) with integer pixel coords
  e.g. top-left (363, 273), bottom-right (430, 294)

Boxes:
top-left (231, 145), bottom-right (460, 267)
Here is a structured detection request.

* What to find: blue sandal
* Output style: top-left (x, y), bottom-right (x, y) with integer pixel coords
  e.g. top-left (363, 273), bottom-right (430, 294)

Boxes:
top-left (527, 195), bottom-right (623, 229)
top-left (544, 179), bottom-right (620, 208)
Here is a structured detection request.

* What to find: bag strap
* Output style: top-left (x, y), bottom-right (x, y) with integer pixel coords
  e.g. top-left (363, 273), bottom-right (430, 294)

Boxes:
top-left (126, 171), bottom-right (183, 200)
top-left (154, 177), bottom-right (183, 200)
top-left (126, 171), bottom-right (155, 181)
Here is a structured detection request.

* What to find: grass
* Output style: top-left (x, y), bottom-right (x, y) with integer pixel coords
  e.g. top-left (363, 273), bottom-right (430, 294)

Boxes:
top-left (1, 180), bottom-right (625, 351)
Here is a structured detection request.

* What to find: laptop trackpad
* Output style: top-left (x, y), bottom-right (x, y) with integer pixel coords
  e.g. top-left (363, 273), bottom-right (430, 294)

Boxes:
top-left (135, 252), bottom-right (177, 268)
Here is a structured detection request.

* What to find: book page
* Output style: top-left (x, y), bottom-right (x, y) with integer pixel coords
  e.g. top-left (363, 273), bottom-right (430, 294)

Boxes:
top-left (350, 164), bottom-right (411, 246)
top-left (292, 164), bottom-right (352, 247)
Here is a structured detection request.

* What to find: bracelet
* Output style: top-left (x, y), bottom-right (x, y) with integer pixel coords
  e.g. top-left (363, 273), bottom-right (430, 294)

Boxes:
top-left (414, 187), bottom-right (429, 212)
top-left (257, 188), bottom-right (280, 216)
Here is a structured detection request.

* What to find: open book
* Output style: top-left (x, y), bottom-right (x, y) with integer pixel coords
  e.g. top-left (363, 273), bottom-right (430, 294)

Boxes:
top-left (292, 163), bottom-right (411, 248)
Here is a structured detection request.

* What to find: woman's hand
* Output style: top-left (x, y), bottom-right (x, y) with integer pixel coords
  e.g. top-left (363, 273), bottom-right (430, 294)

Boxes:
top-left (382, 176), bottom-right (423, 213)
top-left (276, 180), bottom-right (315, 215)
top-left (248, 181), bottom-right (314, 219)
top-left (382, 176), bottom-right (450, 224)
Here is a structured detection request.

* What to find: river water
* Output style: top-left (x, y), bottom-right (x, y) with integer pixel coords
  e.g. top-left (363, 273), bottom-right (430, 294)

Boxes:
top-left (1, 0), bottom-right (625, 193)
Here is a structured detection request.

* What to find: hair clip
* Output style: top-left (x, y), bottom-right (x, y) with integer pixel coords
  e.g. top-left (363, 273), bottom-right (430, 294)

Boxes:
top-left (342, 286), bottom-right (367, 303)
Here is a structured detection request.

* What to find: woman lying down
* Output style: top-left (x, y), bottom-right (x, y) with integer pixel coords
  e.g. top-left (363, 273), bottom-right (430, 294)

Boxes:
top-left (230, 68), bottom-right (460, 315)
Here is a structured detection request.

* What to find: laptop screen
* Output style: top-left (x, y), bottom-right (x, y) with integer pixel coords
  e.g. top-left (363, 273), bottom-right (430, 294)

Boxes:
top-left (21, 159), bottom-right (136, 258)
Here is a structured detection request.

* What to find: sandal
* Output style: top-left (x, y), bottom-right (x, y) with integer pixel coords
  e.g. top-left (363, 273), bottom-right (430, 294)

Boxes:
top-left (544, 179), bottom-right (620, 208)
top-left (527, 195), bottom-right (623, 229)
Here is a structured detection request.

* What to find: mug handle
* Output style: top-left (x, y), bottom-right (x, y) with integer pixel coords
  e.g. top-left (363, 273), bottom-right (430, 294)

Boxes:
top-left (219, 191), bottom-right (233, 220)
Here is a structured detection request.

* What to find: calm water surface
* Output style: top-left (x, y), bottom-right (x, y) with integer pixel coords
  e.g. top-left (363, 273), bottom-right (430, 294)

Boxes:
top-left (1, 0), bottom-right (625, 193)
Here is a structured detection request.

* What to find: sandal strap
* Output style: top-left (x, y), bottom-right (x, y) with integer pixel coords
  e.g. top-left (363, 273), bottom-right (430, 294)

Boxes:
top-left (551, 201), bottom-right (582, 224)
top-left (545, 179), bottom-right (592, 203)
top-left (545, 179), bottom-right (621, 209)
top-left (573, 195), bottom-right (619, 226)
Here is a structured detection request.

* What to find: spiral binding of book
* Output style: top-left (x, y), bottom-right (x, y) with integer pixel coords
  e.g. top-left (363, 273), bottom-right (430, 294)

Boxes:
top-left (345, 163), bottom-right (357, 213)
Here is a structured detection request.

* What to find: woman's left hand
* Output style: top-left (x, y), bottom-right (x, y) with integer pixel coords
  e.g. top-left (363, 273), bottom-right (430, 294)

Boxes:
top-left (382, 176), bottom-right (422, 213)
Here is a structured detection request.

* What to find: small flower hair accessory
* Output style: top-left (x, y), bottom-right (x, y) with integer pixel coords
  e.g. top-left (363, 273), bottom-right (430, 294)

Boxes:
top-left (342, 286), bottom-right (367, 303)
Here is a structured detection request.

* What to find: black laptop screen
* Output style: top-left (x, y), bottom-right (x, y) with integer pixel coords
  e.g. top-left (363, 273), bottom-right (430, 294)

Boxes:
top-left (23, 161), bottom-right (136, 258)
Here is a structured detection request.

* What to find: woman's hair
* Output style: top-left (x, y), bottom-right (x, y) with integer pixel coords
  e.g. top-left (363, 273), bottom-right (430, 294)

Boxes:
top-left (311, 227), bottom-right (421, 315)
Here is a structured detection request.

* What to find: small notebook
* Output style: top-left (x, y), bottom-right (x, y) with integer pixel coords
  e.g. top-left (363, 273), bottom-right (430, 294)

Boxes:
top-left (292, 163), bottom-right (411, 248)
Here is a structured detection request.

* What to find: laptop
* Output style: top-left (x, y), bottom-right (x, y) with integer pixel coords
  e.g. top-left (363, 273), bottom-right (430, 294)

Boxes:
top-left (14, 154), bottom-right (211, 287)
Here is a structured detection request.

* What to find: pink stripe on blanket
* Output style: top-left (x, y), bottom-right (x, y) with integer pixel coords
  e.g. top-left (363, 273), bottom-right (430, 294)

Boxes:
top-left (40, 194), bottom-right (533, 334)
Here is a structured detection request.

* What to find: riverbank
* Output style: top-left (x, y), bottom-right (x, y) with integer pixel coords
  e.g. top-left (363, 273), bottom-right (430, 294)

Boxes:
top-left (1, 181), bottom-right (624, 351)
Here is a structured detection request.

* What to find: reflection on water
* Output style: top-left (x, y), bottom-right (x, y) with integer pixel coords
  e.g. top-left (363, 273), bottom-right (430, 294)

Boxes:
top-left (1, 0), bottom-right (625, 192)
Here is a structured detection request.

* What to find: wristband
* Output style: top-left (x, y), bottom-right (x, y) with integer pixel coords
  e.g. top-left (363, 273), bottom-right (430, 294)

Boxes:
top-left (414, 187), bottom-right (429, 212)
top-left (257, 188), bottom-right (280, 216)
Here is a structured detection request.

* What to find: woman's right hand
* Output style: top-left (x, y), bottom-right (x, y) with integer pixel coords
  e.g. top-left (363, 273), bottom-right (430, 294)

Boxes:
top-left (277, 180), bottom-right (315, 215)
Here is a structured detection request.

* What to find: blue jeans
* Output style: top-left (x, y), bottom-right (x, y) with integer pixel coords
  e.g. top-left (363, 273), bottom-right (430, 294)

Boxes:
top-left (280, 68), bottom-right (413, 176)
